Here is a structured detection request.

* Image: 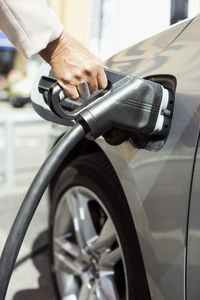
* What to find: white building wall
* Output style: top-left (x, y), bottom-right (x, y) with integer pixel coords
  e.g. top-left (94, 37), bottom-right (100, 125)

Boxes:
top-left (188, 0), bottom-right (200, 17)
top-left (90, 0), bottom-right (200, 61)
top-left (99, 0), bottom-right (171, 60)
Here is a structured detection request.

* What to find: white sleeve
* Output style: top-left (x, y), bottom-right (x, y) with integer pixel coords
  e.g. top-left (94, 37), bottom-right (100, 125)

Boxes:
top-left (0, 0), bottom-right (64, 58)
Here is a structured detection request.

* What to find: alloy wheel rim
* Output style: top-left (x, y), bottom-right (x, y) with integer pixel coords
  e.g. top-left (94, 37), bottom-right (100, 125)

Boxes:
top-left (53, 186), bottom-right (126, 300)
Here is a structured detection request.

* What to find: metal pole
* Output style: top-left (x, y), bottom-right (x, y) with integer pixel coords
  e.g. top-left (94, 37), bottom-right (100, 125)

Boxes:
top-left (171, 0), bottom-right (188, 25)
top-left (4, 119), bottom-right (15, 185)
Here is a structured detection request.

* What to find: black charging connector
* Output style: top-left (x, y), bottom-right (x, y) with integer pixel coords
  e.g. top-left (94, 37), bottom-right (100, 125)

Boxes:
top-left (38, 67), bottom-right (173, 147)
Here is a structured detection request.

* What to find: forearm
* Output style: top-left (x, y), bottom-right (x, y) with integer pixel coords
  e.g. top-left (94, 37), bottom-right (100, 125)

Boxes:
top-left (0, 0), bottom-right (64, 58)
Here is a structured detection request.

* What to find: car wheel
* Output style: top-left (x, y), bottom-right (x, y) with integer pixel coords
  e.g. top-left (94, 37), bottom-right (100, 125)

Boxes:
top-left (49, 153), bottom-right (148, 300)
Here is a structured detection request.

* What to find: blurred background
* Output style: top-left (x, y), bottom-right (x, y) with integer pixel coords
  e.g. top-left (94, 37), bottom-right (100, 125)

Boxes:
top-left (0, 0), bottom-right (200, 299)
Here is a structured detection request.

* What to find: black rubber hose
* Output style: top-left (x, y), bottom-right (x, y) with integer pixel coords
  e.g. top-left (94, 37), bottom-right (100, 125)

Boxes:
top-left (0, 123), bottom-right (85, 300)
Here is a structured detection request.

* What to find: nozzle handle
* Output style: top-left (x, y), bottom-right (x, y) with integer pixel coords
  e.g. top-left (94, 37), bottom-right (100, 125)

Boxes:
top-left (77, 82), bottom-right (91, 99)
top-left (42, 67), bottom-right (128, 121)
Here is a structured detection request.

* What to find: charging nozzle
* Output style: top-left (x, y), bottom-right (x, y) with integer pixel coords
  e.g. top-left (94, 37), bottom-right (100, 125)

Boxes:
top-left (32, 63), bottom-right (174, 146)
top-left (76, 75), bottom-right (170, 141)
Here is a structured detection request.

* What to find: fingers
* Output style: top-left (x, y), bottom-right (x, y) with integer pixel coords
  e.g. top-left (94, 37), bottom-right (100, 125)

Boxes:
top-left (59, 82), bottom-right (79, 100)
top-left (60, 64), bottom-right (107, 100)
top-left (59, 65), bottom-right (98, 99)
top-left (88, 79), bottom-right (98, 94)
top-left (97, 67), bottom-right (108, 90)
top-left (86, 63), bottom-right (107, 94)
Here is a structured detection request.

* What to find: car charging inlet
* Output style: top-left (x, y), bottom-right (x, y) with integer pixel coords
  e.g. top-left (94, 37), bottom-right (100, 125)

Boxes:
top-left (0, 64), bottom-right (174, 299)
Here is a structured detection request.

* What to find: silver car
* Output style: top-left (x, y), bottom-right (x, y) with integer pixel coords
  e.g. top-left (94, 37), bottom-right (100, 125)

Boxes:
top-left (44, 15), bottom-right (200, 300)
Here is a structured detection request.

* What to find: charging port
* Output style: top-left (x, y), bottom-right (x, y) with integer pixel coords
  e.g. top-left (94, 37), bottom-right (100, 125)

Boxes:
top-left (129, 74), bottom-right (176, 151)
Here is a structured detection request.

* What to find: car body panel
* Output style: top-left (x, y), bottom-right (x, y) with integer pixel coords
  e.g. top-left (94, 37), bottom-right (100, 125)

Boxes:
top-left (99, 15), bottom-right (200, 299)
top-left (45, 16), bottom-right (200, 299)
top-left (105, 17), bottom-right (193, 77)
top-left (187, 133), bottom-right (200, 300)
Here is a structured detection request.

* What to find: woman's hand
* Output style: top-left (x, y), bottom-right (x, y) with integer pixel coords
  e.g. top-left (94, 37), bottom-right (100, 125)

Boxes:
top-left (40, 30), bottom-right (107, 100)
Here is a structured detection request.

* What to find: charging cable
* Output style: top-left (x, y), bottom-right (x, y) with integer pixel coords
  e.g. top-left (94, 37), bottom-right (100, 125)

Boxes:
top-left (0, 124), bottom-right (85, 300)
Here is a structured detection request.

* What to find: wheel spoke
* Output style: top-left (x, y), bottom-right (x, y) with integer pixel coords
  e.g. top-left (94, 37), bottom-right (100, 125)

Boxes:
top-left (88, 294), bottom-right (98, 300)
top-left (68, 191), bottom-right (84, 250)
top-left (54, 235), bottom-right (81, 257)
top-left (78, 282), bottom-right (90, 300)
top-left (99, 247), bottom-right (121, 268)
top-left (88, 290), bottom-right (98, 300)
top-left (77, 191), bottom-right (98, 246)
top-left (68, 189), bottom-right (98, 250)
top-left (97, 275), bottom-right (120, 300)
top-left (91, 218), bottom-right (116, 252)
top-left (55, 251), bottom-right (85, 276)
top-left (55, 272), bottom-right (79, 299)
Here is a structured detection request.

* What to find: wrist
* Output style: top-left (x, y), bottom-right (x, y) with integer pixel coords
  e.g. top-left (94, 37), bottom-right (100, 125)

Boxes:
top-left (39, 30), bottom-right (71, 63)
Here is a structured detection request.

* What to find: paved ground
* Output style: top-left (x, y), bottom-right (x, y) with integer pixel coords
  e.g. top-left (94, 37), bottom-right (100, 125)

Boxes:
top-left (0, 102), bottom-right (57, 300)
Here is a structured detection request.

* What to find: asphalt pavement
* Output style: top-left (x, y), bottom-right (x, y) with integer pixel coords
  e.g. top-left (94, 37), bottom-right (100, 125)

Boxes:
top-left (0, 102), bottom-right (56, 300)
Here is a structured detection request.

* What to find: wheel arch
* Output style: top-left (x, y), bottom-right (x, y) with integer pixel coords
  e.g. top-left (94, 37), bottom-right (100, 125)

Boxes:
top-left (49, 135), bottom-right (102, 195)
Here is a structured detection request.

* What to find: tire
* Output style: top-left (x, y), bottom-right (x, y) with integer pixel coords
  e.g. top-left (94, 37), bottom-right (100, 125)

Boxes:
top-left (49, 153), bottom-right (150, 300)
